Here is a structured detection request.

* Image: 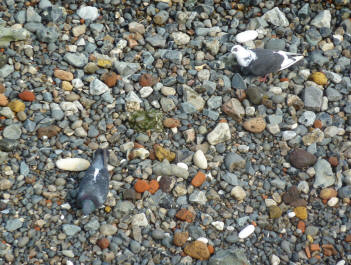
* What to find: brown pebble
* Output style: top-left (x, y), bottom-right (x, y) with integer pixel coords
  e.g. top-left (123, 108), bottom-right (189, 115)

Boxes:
top-left (101, 72), bottom-right (120, 87)
top-left (313, 119), bottom-right (323, 129)
top-left (289, 148), bottom-right (317, 169)
top-left (139, 73), bottom-right (157, 87)
top-left (175, 209), bottom-right (195, 223)
top-left (243, 117), bottom-right (266, 133)
top-left (173, 231), bottom-right (189, 247)
top-left (184, 241), bottom-right (210, 260)
top-left (97, 238), bottom-right (110, 249)
top-left (37, 125), bottom-right (61, 138)
top-left (320, 188), bottom-right (337, 200)
top-left (0, 83), bottom-right (5, 93)
top-left (328, 156), bottom-right (338, 166)
top-left (163, 118), bottom-right (181, 128)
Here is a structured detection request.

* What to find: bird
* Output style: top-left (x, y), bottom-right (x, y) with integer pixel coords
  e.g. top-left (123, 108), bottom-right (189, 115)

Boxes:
top-left (231, 45), bottom-right (304, 81)
top-left (76, 149), bottom-right (110, 215)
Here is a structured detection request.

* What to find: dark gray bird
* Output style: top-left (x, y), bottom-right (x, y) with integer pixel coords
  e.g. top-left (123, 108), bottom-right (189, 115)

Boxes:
top-left (77, 149), bottom-right (109, 215)
top-left (231, 45), bottom-right (304, 79)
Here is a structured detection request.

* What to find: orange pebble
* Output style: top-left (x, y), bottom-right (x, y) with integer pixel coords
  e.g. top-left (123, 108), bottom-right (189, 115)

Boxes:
top-left (207, 245), bottom-right (215, 255)
top-left (280, 78), bottom-right (289, 82)
top-left (310, 244), bottom-right (320, 252)
top-left (191, 171), bottom-right (206, 187)
top-left (305, 245), bottom-right (311, 259)
top-left (148, 180), bottom-right (159, 194)
top-left (134, 179), bottom-right (149, 193)
top-left (313, 119), bottom-right (323, 129)
top-left (297, 220), bottom-right (306, 233)
top-left (19, 90), bottom-right (35, 101)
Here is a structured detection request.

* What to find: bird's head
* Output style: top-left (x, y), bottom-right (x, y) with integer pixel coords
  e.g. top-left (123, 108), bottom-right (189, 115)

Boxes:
top-left (231, 45), bottom-right (246, 56)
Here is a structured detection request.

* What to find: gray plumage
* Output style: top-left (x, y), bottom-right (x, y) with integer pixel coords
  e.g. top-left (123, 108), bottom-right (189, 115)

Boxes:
top-left (77, 149), bottom-right (109, 215)
top-left (231, 45), bottom-right (304, 76)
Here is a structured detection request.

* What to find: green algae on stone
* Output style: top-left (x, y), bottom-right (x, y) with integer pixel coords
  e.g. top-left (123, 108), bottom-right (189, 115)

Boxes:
top-left (0, 26), bottom-right (31, 48)
top-left (129, 110), bottom-right (163, 132)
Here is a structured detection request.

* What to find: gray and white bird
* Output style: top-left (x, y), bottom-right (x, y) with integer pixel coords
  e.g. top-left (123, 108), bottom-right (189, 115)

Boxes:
top-left (77, 149), bottom-right (109, 215)
top-left (231, 45), bottom-right (304, 78)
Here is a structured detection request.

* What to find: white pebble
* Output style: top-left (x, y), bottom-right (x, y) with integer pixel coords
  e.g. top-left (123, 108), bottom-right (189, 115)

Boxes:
top-left (235, 30), bottom-right (258, 43)
top-left (177, 162), bottom-right (188, 170)
top-left (231, 186), bottom-right (246, 201)
top-left (139, 86), bottom-right (153, 98)
top-left (226, 226), bottom-right (235, 231)
top-left (336, 260), bottom-right (346, 265)
top-left (211, 221), bottom-right (224, 231)
top-left (193, 150), bottom-right (207, 169)
top-left (270, 254), bottom-right (280, 265)
top-left (61, 203), bottom-right (71, 210)
top-left (287, 212), bottom-right (296, 218)
top-left (77, 6), bottom-right (99, 21)
top-left (327, 197), bottom-right (338, 207)
top-left (265, 198), bottom-right (277, 207)
top-left (56, 158), bottom-right (90, 171)
top-left (238, 224), bottom-right (255, 239)
top-left (197, 237), bottom-right (208, 244)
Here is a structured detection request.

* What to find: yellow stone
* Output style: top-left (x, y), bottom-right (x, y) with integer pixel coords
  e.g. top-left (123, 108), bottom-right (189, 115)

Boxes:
top-left (294, 206), bottom-right (308, 220)
top-left (8, 100), bottom-right (25, 113)
top-left (307, 234), bottom-right (314, 243)
top-left (105, 206), bottom-right (111, 213)
top-left (310, 72), bottom-right (328, 85)
top-left (62, 81), bottom-right (73, 91)
top-left (97, 59), bottom-right (113, 68)
top-left (154, 145), bottom-right (176, 162)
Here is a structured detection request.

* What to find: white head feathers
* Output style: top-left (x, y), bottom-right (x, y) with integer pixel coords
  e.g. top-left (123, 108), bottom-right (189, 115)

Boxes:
top-left (231, 45), bottom-right (257, 67)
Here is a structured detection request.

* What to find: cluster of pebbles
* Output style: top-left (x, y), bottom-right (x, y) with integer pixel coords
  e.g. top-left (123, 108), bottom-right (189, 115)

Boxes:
top-left (0, 0), bottom-right (350, 264)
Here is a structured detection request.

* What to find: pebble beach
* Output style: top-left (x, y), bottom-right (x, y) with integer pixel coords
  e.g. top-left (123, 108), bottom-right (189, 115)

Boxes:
top-left (0, 0), bottom-right (350, 264)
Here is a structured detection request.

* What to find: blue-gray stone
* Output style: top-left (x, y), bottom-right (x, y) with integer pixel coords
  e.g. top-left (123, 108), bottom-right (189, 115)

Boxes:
top-left (305, 28), bottom-right (322, 46)
top-left (26, 6), bottom-right (42, 23)
top-left (151, 229), bottom-right (165, 240)
top-left (0, 151), bottom-right (8, 163)
top-left (6, 219), bottom-right (23, 232)
top-left (0, 139), bottom-right (18, 152)
top-left (20, 161), bottom-right (30, 176)
top-left (51, 109), bottom-right (64, 120)
top-left (15, 10), bottom-right (26, 24)
top-left (101, 91), bottom-right (114, 103)
top-left (222, 173), bottom-right (239, 186)
top-left (43, 92), bottom-right (53, 102)
top-left (203, 109), bottom-right (219, 120)
top-left (203, 80), bottom-right (217, 93)
top-left (304, 86), bottom-right (323, 111)
top-left (298, 3), bottom-right (309, 18)
top-left (0, 64), bottom-right (14, 78)
top-left (114, 61), bottom-right (141, 76)
top-left (85, 42), bottom-right (97, 53)
top-left (36, 26), bottom-right (59, 43)
top-left (271, 178), bottom-right (286, 189)
top-left (64, 53), bottom-right (88, 68)
top-left (24, 22), bottom-right (44, 33)
top-left (231, 73), bottom-right (246, 90)
top-left (90, 23), bottom-right (104, 33)
top-left (130, 240), bottom-right (141, 254)
top-left (145, 34), bottom-right (166, 48)
top-left (208, 249), bottom-right (249, 265)
top-left (84, 219), bottom-right (100, 231)
top-left (207, 96), bottom-right (222, 109)
top-left (326, 87), bottom-right (342, 101)
top-left (3, 124), bottom-right (22, 140)
top-left (265, 38), bottom-right (286, 50)
top-left (224, 152), bottom-right (246, 171)
top-left (62, 224), bottom-right (81, 236)
top-left (39, 0), bottom-right (52, 9)
top-left (155, 49), bottom-right (183, 64)
top-left (338, 186), bottom-right (351, 199)
top-left (314, 159), bottom-right (335, 188)
top-left (88, 125), bottom-right (99, 137)
top-left (180, 102), bottom-right (197, 114)
top-left (310, 50), bottom-right (329, 66)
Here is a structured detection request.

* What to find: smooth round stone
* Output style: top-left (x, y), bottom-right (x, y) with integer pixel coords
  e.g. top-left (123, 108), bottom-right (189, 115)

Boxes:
top-left (327, 197), bottom-right (338, 207)
top-left (3, 124), bottom-right (22, 140)
top-left (193, 150), bottom-right (207, 169)
top-left (235, 30), bottom-right (258, 43)
top-left (56, 158), bottom-right (90, 171)
top-left (238, 224), bottom-right (255, 239)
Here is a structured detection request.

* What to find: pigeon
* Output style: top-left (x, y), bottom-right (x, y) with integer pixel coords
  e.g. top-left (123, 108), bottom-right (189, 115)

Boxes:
top-left (231, 45), bottom-right (304, 78)
top-left (76, 149), bottom-right (109, 215)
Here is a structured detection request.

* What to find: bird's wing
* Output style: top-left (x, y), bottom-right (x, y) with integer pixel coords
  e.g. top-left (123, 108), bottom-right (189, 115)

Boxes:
top-left (276, 51), bottom-right (304, 71)
top-left (77, 167), bottom-right (110, 206)
top-left (246, 49), bottom-right (284, 76)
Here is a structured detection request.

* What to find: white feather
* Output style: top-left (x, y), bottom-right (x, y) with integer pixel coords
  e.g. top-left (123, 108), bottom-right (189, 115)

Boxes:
top-left (93, 168), bottom-right (99, 182)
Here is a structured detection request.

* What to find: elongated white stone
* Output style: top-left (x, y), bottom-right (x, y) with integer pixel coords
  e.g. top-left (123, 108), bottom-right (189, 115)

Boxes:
top-left (236, 30), bottom-right (258, 43)
top-left (56, 158), bottom-right (90, 171)
top-left (238, 224), bottom-right (255, 239)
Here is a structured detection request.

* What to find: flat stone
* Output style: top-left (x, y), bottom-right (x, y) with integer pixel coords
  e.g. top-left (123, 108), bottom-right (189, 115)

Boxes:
top-left (6, 219), bottom-right (23, 232)
top-left (311, 10), bottom-right (331, 29)
top-left (90, 79), bottom-right (109, 96)
top-left (314, 159), bottom-right (335, 188)
top-left (62, 224), bottom-right (81, 236)
top-left (64, 53), bottom-right (88, 68)
top-left (263, 7), bottom-right (289, 27)
top-left (304, 86), bottom-right (323, 111)
top-left (207, 122), bottom-right (231, 145)
top-left (3, 124), bottom-right (22, 140)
